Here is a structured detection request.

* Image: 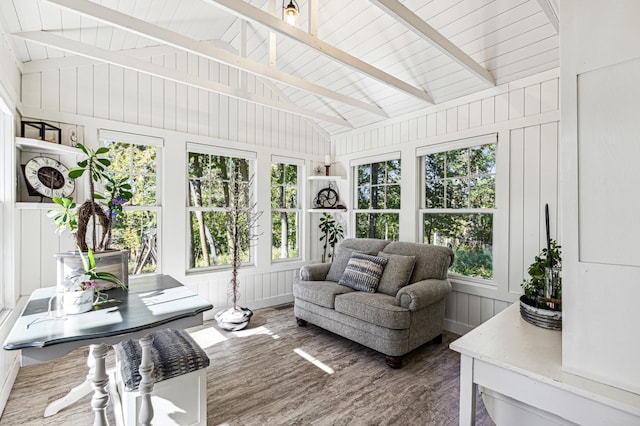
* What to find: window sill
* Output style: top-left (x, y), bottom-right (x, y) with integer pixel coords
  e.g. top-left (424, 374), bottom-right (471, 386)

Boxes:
top-left (449, 275), bottom-right (497, 296)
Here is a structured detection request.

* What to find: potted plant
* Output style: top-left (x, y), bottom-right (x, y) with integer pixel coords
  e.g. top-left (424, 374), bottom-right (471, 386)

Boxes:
top-left (214, 168), bottom-right (263, 331)
top-left (520, 240), bottom-right (562, 330)
top-left (48, 143), bottom-right (133, 290)
top-left (58, 248), bottom-right (127, 314)
top-left (319, 213), bottom-right (344, 263)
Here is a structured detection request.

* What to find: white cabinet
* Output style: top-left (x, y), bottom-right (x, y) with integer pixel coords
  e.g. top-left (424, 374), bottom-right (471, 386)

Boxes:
top-left (308, 175), bottom-right (348, 213)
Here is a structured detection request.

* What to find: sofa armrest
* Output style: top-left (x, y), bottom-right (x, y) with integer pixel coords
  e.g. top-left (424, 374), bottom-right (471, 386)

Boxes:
top-left (299, 263), bottom-right (332, 281)
top-left (395, 279), bottom-right (451, 311)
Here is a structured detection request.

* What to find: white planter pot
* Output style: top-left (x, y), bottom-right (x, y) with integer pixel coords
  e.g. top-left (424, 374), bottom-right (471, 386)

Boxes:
top-left (55, 249), bottom-right (129, 291)
top-left (63, 288), bottom-right (94, 315)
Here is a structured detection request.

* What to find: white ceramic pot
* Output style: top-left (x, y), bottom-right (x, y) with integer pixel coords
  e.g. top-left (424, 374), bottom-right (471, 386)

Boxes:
top-left (63, 288), bottom-right (95, 314)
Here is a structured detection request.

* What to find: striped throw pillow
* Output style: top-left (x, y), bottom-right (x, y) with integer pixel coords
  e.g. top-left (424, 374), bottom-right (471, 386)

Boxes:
top-left (339, 252), bottom-right (389, 292)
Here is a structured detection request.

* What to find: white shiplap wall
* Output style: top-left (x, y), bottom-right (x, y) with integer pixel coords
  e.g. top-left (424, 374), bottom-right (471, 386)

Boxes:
top-left (332, 69), bottom-right (561, 334)
top-left (18, 51), bottom-right (332, 320)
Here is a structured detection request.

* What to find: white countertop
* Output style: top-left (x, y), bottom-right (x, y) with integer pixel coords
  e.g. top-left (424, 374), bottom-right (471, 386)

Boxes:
top-left (450, 303), bottom-right (640, 416)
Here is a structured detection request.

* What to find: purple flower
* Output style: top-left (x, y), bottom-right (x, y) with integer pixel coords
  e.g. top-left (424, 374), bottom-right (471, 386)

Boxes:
top-left (111, 196), bottom-right (126, 206)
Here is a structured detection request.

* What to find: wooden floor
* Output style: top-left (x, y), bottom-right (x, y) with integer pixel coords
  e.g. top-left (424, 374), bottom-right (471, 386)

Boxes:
top-left (1, 304), bottom-right (494, 425)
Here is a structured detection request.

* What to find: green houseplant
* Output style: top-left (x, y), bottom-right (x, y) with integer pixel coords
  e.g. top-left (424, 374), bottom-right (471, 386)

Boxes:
top-left (48, 143), bottom-right (132, 252)
top-left (520, 239), bottom-right (562, 330)
top-left (521, 240), bottom-right (562, 307)
top-left (319, 213), bottom-right (344, 263)
top-left (48, 143), bottom-right (132, 292)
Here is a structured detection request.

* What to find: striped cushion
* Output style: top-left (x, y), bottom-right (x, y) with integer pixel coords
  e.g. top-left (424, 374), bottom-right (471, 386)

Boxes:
top-left (115, 328), bottom-right (209, 391)
top-left (339, 253), bottom-right (388, 293)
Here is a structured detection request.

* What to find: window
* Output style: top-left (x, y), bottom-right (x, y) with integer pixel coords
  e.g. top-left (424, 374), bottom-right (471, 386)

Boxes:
top-left (353, 157), bottom-right (401, 241)
top-left (101, 131), bottom-right (162, 275)
top-left (420, 135), bottom-right (496, 280)
top-left (271, 158), bottom-right (301, 260)
top-left (187, 146), bottom-right (257, 270)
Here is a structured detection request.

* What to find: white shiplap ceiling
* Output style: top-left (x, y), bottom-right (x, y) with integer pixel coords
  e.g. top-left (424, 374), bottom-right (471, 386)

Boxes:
top-left (0, 0), bottom-right (559, 135)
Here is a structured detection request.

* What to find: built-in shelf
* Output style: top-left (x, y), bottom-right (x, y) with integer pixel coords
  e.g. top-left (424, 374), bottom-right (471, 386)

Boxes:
top-left (16, 137), bottom-right (81, 156)
top-left (308, 208), bottom-right (347, 213)
top-left (308, 175), bottom-right (345, 181)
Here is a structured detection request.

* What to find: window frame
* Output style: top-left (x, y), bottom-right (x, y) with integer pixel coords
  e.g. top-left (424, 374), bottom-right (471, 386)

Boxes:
top-left (0, 96), bottom-right (14, 310)
top-left (270, 155), bottom-right (303, 263)
top-left (185, 143), bottom-right (258, 273)
top-left (99, 130), bottom-right (163, 275)
top-left (418, 134), bottom-right (497, 285)
top-left (351, 152), bottom-right (402, 241)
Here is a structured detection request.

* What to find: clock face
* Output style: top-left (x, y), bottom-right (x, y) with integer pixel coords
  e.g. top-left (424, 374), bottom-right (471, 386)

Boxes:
top-left (24, 157), bottom-right (75, 199)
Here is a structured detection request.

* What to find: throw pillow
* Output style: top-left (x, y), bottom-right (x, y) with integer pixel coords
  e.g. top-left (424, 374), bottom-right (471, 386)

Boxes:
top-left (326, 247), bottom-right (361, 282)
top-left (338, 252), bottom-right (388, 293)
top-left (376, 252), bottom-right (416, 296)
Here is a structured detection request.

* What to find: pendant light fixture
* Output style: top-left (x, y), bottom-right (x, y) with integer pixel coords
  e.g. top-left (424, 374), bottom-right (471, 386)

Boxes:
top-left (283, 0), bottom-right (299, 25)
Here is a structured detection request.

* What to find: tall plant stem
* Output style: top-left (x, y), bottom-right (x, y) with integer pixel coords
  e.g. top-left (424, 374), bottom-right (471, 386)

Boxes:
top-left (88, 158), bottom-right (97, 252)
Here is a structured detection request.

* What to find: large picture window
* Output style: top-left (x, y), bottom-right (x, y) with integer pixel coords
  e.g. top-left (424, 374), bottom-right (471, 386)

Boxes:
top-left (271, 158), bottom-right (301, 261)
top-left (353, 157), bottom-right (401, 241)
top-left (102, 132), bottom-right (161, 275)
top-left (420, 135), bottom-right (496, 280)
top-left (187, 146), bottom-right (256, 270)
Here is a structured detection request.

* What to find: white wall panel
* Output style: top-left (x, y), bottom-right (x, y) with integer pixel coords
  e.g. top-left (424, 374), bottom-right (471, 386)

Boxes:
top-left (76, 65), bottom-right (93, 116)
top-left (59, 68), bottom-right (77, 114)
top-left (109, 65), bottom-right (124, 122)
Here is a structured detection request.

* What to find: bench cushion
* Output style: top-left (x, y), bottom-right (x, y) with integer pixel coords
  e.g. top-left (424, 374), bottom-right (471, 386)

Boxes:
top-left (115, 328), bottom-right (209, 391)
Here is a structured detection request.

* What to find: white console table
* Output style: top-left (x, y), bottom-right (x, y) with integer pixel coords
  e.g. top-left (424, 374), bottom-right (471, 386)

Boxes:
top-left (450, 303), bottom-right (640, 425)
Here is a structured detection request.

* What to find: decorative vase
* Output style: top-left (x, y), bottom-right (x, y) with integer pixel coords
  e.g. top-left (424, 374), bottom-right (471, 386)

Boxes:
top-left (55, 249), bottom-right (129, 291)
top-left (519, 295), bottom-right (562, 330)
top-left (214, 307), bottom-right (253, 331)
top-left (63, 287), bottom-right (95, 314)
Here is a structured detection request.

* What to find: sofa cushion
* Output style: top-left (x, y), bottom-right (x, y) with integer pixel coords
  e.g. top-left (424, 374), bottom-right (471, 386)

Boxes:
top-left (376, 252), bottom-right (416, 296)
top-left (325, 238), bottom-right (391, 282)
top-left (383, 241), bottom-right (454, 283)
top-left (338, 253), bottom-right (388, 293)
top-left (293, 280), bottom-right (354, 309)
top-left (334, 292), bottom-right (410, 329)
top-left (326, 247), bottom-right (361, 282)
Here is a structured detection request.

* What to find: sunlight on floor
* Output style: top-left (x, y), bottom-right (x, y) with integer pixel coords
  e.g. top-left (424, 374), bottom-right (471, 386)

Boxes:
top-left (294, 348), bottom-right (335, 374)
top-left (233, 325), bottom-right (280, 339)
top-left (188, 327), bottom-right (228, 348)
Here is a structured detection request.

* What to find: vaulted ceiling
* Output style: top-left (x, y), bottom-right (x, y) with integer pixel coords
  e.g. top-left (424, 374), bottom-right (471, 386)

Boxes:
top-left (0, 0), bottom-right (559, 135)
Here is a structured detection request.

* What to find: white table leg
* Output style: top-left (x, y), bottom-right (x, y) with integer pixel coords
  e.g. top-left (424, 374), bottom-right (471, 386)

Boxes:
top-left (459, 354), bottom-right (477, 426)
top-left (138, 334), bottom-right (155, 426)
top-left (90, 343), bottom-right (110, 426)
top-left (44, 345), bottom-right (95, 417)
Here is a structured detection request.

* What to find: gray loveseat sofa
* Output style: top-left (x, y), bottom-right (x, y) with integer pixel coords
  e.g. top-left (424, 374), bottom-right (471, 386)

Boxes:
top-left (293, 238), bottom-right (454, 368)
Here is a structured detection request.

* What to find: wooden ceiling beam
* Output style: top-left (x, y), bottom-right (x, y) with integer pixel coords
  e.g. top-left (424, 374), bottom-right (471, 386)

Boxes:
top-left (202, 0), bottom-right (434, 104)
top-left (536, 0), bottom-right (559, 33)
top-left (369, 0), bottom-right (495, 87)
top-left (13, 31), bottom-right (353, 128)
top-left (41, 0), bottom-right (387, 118)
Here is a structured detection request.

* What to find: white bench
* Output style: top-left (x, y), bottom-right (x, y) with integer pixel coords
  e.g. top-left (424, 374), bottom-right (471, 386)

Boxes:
top-left (112, 328), bottom-right (209, 426)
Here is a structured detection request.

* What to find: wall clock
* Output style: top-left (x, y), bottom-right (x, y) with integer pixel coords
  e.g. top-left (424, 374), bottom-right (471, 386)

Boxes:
top-left (23, 156), bottom-right (75, 199)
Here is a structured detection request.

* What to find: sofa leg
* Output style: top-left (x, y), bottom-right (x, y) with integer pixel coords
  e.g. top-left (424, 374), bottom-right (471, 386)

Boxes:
top-left (296, 317), bottom-right (308, 327)
top-left (432, 333), bottom-right (443, 344)
top-left (385, 355), bottom-right (402, 369)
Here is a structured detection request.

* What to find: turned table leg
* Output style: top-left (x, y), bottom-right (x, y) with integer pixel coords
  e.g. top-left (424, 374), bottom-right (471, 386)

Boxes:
top-left (138, 334), bottom-right (155, 426)
top-left (90, 343), bottom-right (110, 426)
